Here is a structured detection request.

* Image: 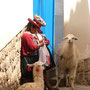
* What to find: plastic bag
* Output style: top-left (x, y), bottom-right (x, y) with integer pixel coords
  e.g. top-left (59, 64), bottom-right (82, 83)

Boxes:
top-left (37, 33), bottom-right (50, 66)
top-left (39, 44), bottom-right (50, 66)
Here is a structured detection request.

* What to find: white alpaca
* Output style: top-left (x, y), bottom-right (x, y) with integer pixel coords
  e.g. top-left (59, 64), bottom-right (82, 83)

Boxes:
top-left (55, 34), bottom-right (79, 90)
top-left (17, 61), bottom-right (45, 90)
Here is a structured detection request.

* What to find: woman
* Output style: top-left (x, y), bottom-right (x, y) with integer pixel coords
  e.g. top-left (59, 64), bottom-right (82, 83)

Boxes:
top-left (20, 18), bottom-right (44, 84)
top-left (20, 16), bottom-right (56, 90)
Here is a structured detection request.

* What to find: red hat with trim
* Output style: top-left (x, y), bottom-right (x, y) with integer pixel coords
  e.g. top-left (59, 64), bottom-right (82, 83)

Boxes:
top-left (28, 18), bottom-right (40, 29)
top-left (34, 14), bottom-right (46, 26)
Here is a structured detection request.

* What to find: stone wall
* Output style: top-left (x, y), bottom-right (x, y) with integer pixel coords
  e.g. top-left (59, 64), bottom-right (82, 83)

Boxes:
top-left (0, 27), bottom-right (26, 90)
top-left (76, 58), bottom-right (90, 85)
top-left (49, 58), bottom-right (90, 87)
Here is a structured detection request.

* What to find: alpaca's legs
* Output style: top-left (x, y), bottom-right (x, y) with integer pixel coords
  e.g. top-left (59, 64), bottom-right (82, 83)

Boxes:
top-left (70, 68), bottom-right (76, 90)
top-left (70, 77), bottom-right (75, 90)
top-left (55, 74), bottom-right (63, 88)
top-left (55, 77), bottom-right (61, 88)
top-left (66, 74), bottom-right (70, 87)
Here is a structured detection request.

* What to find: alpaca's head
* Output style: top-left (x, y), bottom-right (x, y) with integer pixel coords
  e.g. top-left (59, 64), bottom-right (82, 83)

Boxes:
top-left (64, 34), bottom-right (78, 43)
top-left (33, 61), bottom-right (45, 72)
top-left (27, 61), bottom-right (45, 76)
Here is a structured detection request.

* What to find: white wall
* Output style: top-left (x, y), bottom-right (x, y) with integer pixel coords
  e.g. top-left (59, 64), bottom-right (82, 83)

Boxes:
top-left (0, 0), bottom-right (33, 51)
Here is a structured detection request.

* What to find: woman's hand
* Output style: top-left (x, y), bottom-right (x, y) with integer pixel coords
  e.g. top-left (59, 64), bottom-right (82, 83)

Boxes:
top-left (39, 39), bottom-right (43, 43)
top-left (38, 42), bottom-right (44, 47)
top-left (38, 39), bottom-right (44, 47)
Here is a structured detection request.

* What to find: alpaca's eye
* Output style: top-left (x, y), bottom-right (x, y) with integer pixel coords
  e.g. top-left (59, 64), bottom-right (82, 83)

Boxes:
top-left (72, 37), bottom-right (78, 40)
top-left (72, 37), bottom-right (75, 39)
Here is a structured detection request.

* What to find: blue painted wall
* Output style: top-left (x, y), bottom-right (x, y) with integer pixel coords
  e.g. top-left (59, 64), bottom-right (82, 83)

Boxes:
top-left (33, 0), bottom-right (55, 55)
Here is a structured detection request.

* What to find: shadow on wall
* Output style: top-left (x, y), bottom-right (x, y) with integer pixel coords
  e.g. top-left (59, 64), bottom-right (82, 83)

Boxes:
top-left (64, 0), bottom-right (90, 59)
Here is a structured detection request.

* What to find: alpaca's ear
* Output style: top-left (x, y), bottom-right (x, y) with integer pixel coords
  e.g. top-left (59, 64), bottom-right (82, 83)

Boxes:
top-left (27, 64), bottom-right (34, 67)
top-left (64, 36), bottom-right (68, 40)
top-left (38, 63), bottom-right (45, 67)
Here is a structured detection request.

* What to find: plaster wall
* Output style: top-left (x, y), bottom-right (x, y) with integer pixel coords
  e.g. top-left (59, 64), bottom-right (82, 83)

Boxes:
top-left (64, 0), bottom-right (90, 58)
top-left (0, 0), bottom-right (33, 51)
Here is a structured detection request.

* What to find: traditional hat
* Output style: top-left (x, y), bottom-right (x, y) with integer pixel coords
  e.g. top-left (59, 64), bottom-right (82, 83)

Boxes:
top-left (28, 18), bottom-right (40, 29)
top-left (34, 14), bottom-right (46, 26)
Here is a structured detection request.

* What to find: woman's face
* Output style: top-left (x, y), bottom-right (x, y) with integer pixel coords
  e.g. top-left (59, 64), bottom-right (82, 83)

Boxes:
top-left (33, 27), bottom-right (38, 31)
top-left (31, 26), bottom-right (38, 33)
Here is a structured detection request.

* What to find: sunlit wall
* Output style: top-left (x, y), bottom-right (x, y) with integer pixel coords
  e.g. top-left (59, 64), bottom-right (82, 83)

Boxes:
top-left (64, 0), bottom-right (90, 58)
top-left (0, 0), bottom-right (33, 51)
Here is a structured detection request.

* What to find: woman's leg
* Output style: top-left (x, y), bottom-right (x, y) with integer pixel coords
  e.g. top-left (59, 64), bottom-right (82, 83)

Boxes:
top-left (44, 71), bottom-right (54, 90)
